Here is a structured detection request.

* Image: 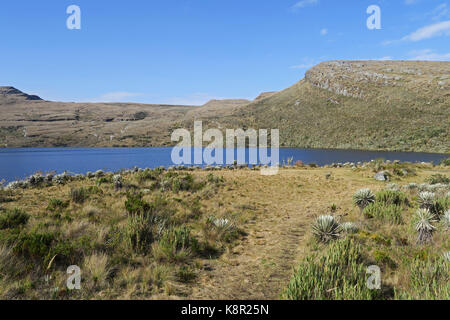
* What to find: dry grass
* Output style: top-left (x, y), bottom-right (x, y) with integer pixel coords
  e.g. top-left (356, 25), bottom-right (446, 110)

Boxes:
top-left (0, 164), bottom-right (448, 299)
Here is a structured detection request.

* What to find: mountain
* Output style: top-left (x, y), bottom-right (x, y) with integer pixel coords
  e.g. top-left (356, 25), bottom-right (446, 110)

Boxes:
top-left (0, 86), bottom-right (42, 103)
top-left (0, 91), bottom-right (247, 147)
top-left (0, 61), bottom-right (449, 152)
top-left (212, 60), bottom-right (449, 153)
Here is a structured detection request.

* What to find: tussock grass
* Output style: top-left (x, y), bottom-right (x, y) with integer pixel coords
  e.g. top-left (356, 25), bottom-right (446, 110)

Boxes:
top-left (283, 239), bottom-right (379, 300)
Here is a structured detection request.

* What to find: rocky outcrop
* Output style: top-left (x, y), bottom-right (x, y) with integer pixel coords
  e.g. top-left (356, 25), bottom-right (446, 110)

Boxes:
top-left (304, 60), bottom-right (448, 99)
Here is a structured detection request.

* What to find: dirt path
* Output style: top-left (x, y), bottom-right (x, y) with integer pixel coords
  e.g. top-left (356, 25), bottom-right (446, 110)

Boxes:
top-left (188, 169), bottom-right (339, 299)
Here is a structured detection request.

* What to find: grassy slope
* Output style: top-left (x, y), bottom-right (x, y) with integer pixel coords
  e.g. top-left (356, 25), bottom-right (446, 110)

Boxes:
top-left (218, 61), bottom-right (450, 153)
top-left (0, 97), bottom-right (249, 148)
top-left (0, 163), bottom-right (448, 299)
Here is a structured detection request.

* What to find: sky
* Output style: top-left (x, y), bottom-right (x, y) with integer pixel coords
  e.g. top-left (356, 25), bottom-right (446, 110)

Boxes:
top-left (0, 0), bottom-right (449, 105)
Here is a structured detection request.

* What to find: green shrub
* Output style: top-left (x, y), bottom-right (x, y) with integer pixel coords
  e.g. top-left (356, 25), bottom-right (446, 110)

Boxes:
top-left (157, 226), bottom-right (199, 261)
top-left (283, 239), bottom-right (379, 300)
top-left (0, 208), bottom-right (30, 230)
top-left (133, 111), bottom-right (148, 120)
top-left (392, 164), bottom-right (415, 177)
top-left (371, 158), bottom-right (386, 172)
top-left (433, 196), bottom-right (449, 216)
top-left (362, 203), bottom-right (403, 224)
top-left (96, 177), bottom-right (111, 185)
top-left (160, 173), bottom-right (205, 193)
top-left (189, 199), bottom-right (202, 219)
top-left (0, 189), bottom-right (14, 203)
top-left (70, 187), bottom-right (89, 204)
top-left (373, 249), bottom-right (397, 269)
top-left (206, 173), bottom-right (224, 185)
top-left (376, 190), bottom-right (409, 207)
top-left (47, 198), bottom-right (69, 212)
top-left (86, 185), bottom-right (103, 195)
top-left (13, 231), bottom-right (56, 259)
top-left (136, 169), bottom-right (159, 183)
top-left (173, 174), bottom-right (204, 193)
top-left (176, 265), bottom-right (197, 283)
top-left (426, 174), bottom-right (449, 185)
top-left (124, 193), bottom-right (174, 222)
top-left (395, 257), bottom-right (449, 299)
top-left (125, 192), bottom-right (150, 215)
top-left (355, 230), bottom-right (392, 246)
top-left (439, 158), bottom-right (450, 166)
top-left (126, 213), bottom-right (154, 254)
top-left (47, 236), bottom-right (93, 266)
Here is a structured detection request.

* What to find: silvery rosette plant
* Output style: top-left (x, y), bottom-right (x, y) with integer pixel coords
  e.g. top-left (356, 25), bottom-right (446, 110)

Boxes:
top-left (418, 192), bottom-right (435, 210)
top-left (442, 210), bottom-right (450, 230)
top-left (312, 215), bottom-right (341, 243)
top-left (340, 222), bottom-right (359, 234)
top-left (113, 174), bottom-right (123, 191)
top-left (353, 188), bottom-right (375, 211)
top-left (414, 208), bottom-right (437, 244)
top-left (208, 217), bottom-right (235, 232)
top-left (443, 251), bottom-right (450, 262)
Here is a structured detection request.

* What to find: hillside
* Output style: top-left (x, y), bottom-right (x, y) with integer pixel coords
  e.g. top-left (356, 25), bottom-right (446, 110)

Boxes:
top-left (0, 60), bottom-right (449, 152)
top-left (214, 60), bottom-right (449, 153)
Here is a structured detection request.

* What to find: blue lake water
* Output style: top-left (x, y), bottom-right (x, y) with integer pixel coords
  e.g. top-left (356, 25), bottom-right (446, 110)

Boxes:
top-left (0, 147), bottom-right (448, 183)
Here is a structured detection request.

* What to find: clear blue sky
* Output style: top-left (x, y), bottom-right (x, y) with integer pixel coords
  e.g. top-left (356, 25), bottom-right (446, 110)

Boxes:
top-left (1, 0), bottom-right (449, 105)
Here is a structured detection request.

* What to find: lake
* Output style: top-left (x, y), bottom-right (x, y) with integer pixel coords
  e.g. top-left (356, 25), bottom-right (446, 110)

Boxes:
top-left (0, 147), bottom-right (448, 183)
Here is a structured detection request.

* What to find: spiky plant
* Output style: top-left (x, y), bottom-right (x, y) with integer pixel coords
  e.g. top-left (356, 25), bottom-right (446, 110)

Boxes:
top-left (405, 183), bottom-right (418, 190)
top-left (386, 183), bottom-right (399, 191)
top-left (418, 192), bottom-right (435, 210)
top-left (126, 213), bottom-right (154, 253)
top-left (442, 210), bottom-right (450, 230)
top-left (211, 217), bottom-right (235, 231)
top-left (340, 222), bottom-right (359, 234)
top-left (414, 209), bottom-right (437, 244)
top-left (443, 251), bottom-right (450, 262)
top-left (312, 215), bottom-right (341, 243)
top-left (353, 188), bottom-right (375, 211)
top-left (113, 174), bottom-right (123, 191)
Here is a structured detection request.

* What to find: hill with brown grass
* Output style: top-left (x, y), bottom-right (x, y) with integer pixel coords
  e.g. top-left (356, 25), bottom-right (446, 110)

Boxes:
top-left (1, 60), bottom-right (449, 152)
top-left (213, 60), bottom-right (449, 153)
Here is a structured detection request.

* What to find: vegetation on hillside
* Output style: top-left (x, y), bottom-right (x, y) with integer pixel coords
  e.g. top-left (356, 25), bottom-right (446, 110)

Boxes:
top-left (0, 160), bottom-right (448, 299)
top-left (284, 161), bottom-right (449, 300)
top-left (216, 61), bottom-right (449, 153)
